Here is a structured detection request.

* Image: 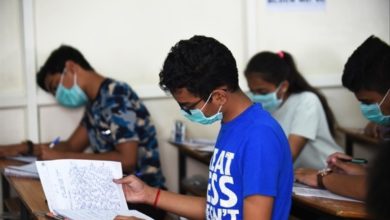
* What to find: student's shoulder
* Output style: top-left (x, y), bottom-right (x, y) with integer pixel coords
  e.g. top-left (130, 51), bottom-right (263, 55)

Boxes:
top-left (248, 107), bottom-right (284, 135)
top-left (104, 78), bottom-right (137, 97)
top-left (290, 91), bottom-right (321, 106)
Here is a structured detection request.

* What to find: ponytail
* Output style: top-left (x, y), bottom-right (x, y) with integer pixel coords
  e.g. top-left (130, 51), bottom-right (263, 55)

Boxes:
top-left (281, 51), bottom-right (337, 137)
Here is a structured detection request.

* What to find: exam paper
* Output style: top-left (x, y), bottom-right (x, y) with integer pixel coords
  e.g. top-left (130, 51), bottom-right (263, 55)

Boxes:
top-left (293, 183), bottom-right (363, 203)
top-left (53, 209), bottom-right (153, 220)
top-left (36, 160), bottom-right (129, 213)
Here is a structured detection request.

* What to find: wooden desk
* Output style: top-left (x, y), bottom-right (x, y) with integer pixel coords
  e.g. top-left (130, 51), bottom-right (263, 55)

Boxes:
top-left (169, 141), bottom-right (211, 194)
top-left (170, 142), bottom-right (370, 219)
top-left (1, 159), bottom-right (49, 220)
top-left (293, 194), bottom-right (369, 219)
top-left (337, 127), bottom-right (380, 156)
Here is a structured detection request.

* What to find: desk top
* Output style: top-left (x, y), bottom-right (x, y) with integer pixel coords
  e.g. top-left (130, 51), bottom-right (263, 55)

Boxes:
top-left (171, 142), bottom-right (370, 219)
top-left (6, 176), bottom-right (49, 219)
top-left (293, 194), bottom-right (370, 219)
top-left (337, 126), bottom-right (380, 145)
top-left (169, 141), bottom-right (212, 165)
top-left (1, 159), bottom-right (49, 220)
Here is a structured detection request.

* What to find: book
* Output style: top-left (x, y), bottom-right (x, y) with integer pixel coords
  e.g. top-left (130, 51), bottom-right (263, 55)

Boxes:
top-left (6, 155), bottom-right (37, 163)
top-left (293, 182), bottom-right (363, 203)
top-left (36, 159), bottom-right (153, 220)
top-left (4, 162), bottom-right (39, 179)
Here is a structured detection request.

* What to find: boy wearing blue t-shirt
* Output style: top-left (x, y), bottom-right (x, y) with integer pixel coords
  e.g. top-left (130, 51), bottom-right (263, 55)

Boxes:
top-left (114, 36), bottom-right (293, 220)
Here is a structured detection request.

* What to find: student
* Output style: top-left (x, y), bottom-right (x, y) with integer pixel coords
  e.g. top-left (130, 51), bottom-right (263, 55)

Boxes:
top-left (295, 35), bottom-right (390, 201)
top-left (244, 51), bottom-right (342, 169)
top-left (0, 45), bottom-right (166, 219)
top-left (114, 35), bottom-right (293, 220)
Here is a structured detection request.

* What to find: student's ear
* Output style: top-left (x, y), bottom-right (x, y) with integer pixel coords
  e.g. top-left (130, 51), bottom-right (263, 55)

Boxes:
top-left (64, 60), bottom-right (80, 74)
top-left (280, 80), bottom-right (289, 93)
top-left (211, 89), bottom-right (228, 106)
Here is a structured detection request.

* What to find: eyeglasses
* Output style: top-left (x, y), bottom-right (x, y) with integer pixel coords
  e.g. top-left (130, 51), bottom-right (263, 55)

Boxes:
top-left (180, 99), bottom-right (203, 115)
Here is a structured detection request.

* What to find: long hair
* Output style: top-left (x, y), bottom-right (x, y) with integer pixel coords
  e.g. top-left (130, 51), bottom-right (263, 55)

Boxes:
top-left (245, 51), bottom-right (337, 137)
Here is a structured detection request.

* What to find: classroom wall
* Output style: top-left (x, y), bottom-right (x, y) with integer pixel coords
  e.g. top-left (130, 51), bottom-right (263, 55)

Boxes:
top-left (0, 0), bottom-right (389, 211)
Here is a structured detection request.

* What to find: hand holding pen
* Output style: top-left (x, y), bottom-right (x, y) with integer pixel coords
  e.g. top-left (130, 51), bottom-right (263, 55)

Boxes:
top-left (49, 136), bottom-right (61, 148)
top-left (326, 152), bottom-right (367, 176)
top-left (38, 137), bottom-right (61, 160)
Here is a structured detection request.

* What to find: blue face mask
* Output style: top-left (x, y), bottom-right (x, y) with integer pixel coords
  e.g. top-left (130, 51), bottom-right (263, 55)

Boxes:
top-left (181, 93), bottom-right (223, 125)
top-left (360, 89), bottom-right (390, 125)
top-left (55, 73), bottom-right (88, 108)
top-left (247, 86), bottom-right (282, 112)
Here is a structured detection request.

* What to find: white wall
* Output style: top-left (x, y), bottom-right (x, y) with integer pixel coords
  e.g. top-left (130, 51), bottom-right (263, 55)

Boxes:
top-left (0, 0), bottom-right (389, 206)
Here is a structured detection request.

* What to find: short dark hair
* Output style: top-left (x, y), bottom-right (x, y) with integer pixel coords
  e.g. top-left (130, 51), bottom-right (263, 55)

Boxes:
top-left (342, 35), bottom-right (390, 94)
top-left (36, 45), bottom-right (94, 91)
top-left (159, 35), bottom-right (239, 99)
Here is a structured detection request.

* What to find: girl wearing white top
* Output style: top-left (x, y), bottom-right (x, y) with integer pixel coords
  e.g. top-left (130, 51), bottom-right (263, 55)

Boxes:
top-left (244, 51), bottom-right (342, 169)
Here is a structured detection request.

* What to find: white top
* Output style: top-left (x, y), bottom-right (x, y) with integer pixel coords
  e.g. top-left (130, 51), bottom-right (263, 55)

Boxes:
top-left (273, 92), bottom-right (342, 169)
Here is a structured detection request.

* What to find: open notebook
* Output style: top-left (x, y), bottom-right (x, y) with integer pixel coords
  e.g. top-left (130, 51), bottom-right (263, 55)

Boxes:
top-left (36, 159), bottom-right (153, 220)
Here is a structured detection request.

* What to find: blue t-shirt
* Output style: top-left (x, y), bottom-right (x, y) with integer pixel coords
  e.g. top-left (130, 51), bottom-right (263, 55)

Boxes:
top-left (206, 104), bottom-right (293, 220)
top-left (81, 78), bottom-right (165, 187)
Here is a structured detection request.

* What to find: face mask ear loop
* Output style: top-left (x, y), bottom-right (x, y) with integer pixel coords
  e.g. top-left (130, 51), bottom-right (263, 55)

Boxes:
top-left (73, 72), bottom-right (78, 86)
top-left (275, 81), bottom-right (287, 98)
top-left (59, 72), bottom-right (65, 84)
top-left (379, 89), bottom-right (390, 107)
top-left (200, 93), bottom-right (214, 111)
top-left (217, 105), bottom-right (223, 114)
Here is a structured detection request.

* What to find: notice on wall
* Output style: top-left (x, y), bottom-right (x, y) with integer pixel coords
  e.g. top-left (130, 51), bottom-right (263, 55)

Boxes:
top-left (266, 0), bottom-right (326, 11)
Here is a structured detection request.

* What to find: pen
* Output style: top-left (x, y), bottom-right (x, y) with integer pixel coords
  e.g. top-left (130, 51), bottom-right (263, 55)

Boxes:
top-left (340, 158), bottom-right (368, 164)
top-left (49, 137), bottom-right (61, 148)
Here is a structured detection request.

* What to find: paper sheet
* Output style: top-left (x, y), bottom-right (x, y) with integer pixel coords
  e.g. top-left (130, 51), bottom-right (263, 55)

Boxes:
top-left (36, 160), bottom-right (128, 212)
top-left (54, 209), bottom-right (153, 220)
top-left (4, 162), bottom-right (39, 178)
top-left (293, 183), bottom-right (363, 203)
top-left (176, 138), bottom-right (215, 152)
top-left (6, 155), bottom-right (37, 163)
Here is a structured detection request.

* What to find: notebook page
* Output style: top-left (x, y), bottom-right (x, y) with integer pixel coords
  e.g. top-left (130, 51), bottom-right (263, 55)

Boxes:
top-left (36, 159), bottom-right (127, 212)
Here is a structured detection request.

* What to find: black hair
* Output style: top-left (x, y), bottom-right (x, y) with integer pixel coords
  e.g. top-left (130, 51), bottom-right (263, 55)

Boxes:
top-left (342, 35), bottom-right (390, 94)
top-left (36, 45), bottom-right (94, 91)
top-left (366, 141), bottom-right (390, 220)
top-left (159, 35), bottom-right (239, 99)
top-left (244, 51), bottom-right (337, 136)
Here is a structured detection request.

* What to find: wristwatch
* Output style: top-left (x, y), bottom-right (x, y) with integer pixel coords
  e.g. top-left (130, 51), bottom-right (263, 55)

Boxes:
top-left (317, 168), bottom-right (332, 189)
top-left (23, 140), bottom-right (34, 156)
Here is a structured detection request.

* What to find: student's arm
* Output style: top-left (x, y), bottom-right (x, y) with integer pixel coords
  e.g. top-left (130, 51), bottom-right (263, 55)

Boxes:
top-left (39, 135), bottom-right (138, 173)
top-left (322, 173), bottom-right (366, 200)
top-left (0, 124), bottom-right (90, 157)
top-left (47, 124), bottom-right (90, 152)
top-left (288, 134), bottom-right (308, 161)
top-left (326, 152), bottom-right (367, 175)
top-left (295, 168), bottom-right (367, 200)
top-left (244, 195), bottom-right (273, 220)
top-left (114, 175), bottom-right (206, 220)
